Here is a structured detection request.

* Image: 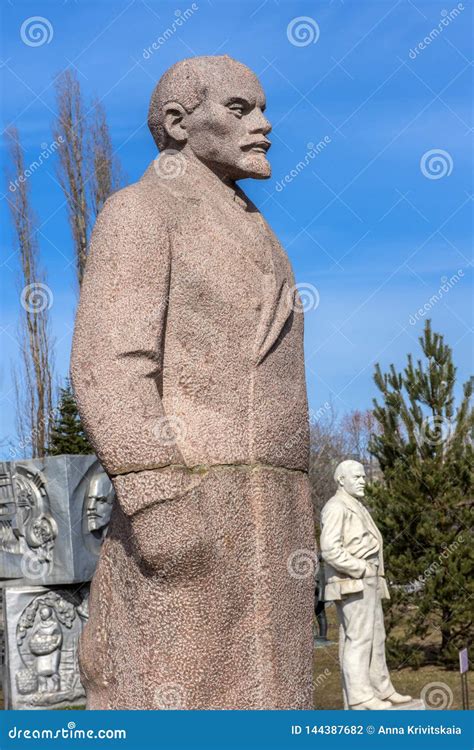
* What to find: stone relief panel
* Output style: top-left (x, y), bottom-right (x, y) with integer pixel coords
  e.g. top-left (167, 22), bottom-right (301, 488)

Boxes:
top-left (0, 462), bottom-right (58, 581)
top-left (3, 585), bottom-right (89, 709)
top-left (0, 455), bottom-right (114, 586)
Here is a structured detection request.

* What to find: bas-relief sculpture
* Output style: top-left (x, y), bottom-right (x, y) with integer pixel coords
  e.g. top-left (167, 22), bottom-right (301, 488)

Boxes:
top-left (0, 456), bottom-right (110, 710)
top-left (71, 55), bottom-right (315, 710)
top-left (0, 462), bottom-right (57, 580)
top-left (320, 460), bottom-right (419, 710)
top-left (0, 456), bottom-right (113, 585)
top-left (84, 473), bottom-right (114, 536)
top-left (3, 584), bottom-right (89, 709)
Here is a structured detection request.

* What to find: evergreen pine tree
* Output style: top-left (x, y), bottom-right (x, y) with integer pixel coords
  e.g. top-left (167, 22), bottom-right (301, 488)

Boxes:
top-left (368, 320), bottom-right (473, 667)
top-left (47, 380), bottom-right (93, 455)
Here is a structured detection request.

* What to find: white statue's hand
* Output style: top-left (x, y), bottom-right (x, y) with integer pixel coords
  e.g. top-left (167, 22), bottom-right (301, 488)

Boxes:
top-left (364, 560), bottom-right (377, 577)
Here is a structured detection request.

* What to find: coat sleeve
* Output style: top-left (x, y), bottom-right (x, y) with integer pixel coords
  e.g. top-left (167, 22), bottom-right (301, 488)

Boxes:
top-left (320, 502), bottom-right (367, 579)
top-left (70, 187), bottom-right (185, 481)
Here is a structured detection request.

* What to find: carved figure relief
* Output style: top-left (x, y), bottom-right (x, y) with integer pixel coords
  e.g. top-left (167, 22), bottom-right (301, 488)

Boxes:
top-left (14, 589), bottom-right (87, 707)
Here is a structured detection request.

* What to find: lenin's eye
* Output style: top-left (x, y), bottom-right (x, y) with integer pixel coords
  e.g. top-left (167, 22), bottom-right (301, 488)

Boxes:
top-left (227, 103), bottom-right (244, 118)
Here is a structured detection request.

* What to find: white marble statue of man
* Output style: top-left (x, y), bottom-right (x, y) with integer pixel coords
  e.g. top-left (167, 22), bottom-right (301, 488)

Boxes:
top-left (320, 460), bottom-right (412, 710)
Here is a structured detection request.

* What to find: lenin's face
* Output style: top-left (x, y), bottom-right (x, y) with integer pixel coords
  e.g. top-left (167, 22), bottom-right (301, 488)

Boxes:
top-left (86, 476), bottom-right (113, 533)
top-left (342, 464), bottom-right (366, 499)
top-left (185, 64), bottom-right (272, 181)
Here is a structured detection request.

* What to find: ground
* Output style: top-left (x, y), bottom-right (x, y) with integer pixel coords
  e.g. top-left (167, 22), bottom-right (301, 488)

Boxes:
top-left (1, 605), bottom-right (471, 710)
top-left (313, 603), bottom-right (472, 710)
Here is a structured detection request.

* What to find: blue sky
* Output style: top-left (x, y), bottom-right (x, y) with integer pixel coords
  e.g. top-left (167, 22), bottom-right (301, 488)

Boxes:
top-left (1, 0), bottom-right (472, 457)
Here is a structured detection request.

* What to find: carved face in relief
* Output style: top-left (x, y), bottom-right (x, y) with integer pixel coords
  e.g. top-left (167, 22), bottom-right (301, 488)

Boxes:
top-left (85, 472), bottom-right (113, 534)
top-left (39, 605), bottom-right (53, 621)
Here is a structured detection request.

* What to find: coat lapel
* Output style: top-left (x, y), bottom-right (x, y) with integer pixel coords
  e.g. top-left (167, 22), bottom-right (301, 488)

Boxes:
top-left (141, 158), bottom-right (296, 366)
top-left (338, 491), bottom-right (383, 546)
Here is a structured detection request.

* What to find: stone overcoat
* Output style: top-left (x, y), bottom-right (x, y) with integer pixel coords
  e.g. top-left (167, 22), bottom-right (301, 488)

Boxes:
top-left (71, 157), bottom-right (315, 709)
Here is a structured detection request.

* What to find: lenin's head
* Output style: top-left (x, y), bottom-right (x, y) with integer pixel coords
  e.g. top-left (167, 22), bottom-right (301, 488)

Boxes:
top-left (148, 55), bottom-right (272, 181)
top-left (334, 460), bottom-right (367, 499)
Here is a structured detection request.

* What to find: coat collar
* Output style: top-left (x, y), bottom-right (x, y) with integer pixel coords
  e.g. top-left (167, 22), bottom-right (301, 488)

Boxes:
top-left (140, 154), bottom-right (259, 214)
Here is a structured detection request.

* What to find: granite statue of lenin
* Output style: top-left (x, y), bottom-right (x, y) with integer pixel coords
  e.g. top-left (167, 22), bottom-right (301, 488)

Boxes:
top-left (71, 55), bottom-right (315, 710)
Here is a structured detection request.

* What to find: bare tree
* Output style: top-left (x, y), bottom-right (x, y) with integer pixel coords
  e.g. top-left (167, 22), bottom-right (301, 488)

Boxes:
top-left (53, 69), bottom-right (89, 286)
top-left (53, 70), bottom-right (123, 286)
top-left (88, 99), bottom-right (123, 218)
top-left (341, 409), bottom-right (380, 481)
top-left (310, 406), bottom-right (381, 528)
top-left (5, 127), bottom-right (55, 457)
top-left (309, 403), bottom-right (347, 525)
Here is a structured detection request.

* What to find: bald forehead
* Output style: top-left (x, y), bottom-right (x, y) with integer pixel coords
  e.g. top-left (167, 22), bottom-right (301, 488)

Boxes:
top-left (199, 61), bottom-right (265, 107)
top-left (335, 460), bottom-right (365, 480)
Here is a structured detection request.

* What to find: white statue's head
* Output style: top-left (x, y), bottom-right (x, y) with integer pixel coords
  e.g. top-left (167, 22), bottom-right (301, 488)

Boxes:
top-left (334, 460), bottom-right (366, 499)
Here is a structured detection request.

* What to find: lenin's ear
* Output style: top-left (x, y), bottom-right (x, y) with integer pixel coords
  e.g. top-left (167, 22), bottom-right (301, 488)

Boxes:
top-left (162, 101), bottom-right (188, 144)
